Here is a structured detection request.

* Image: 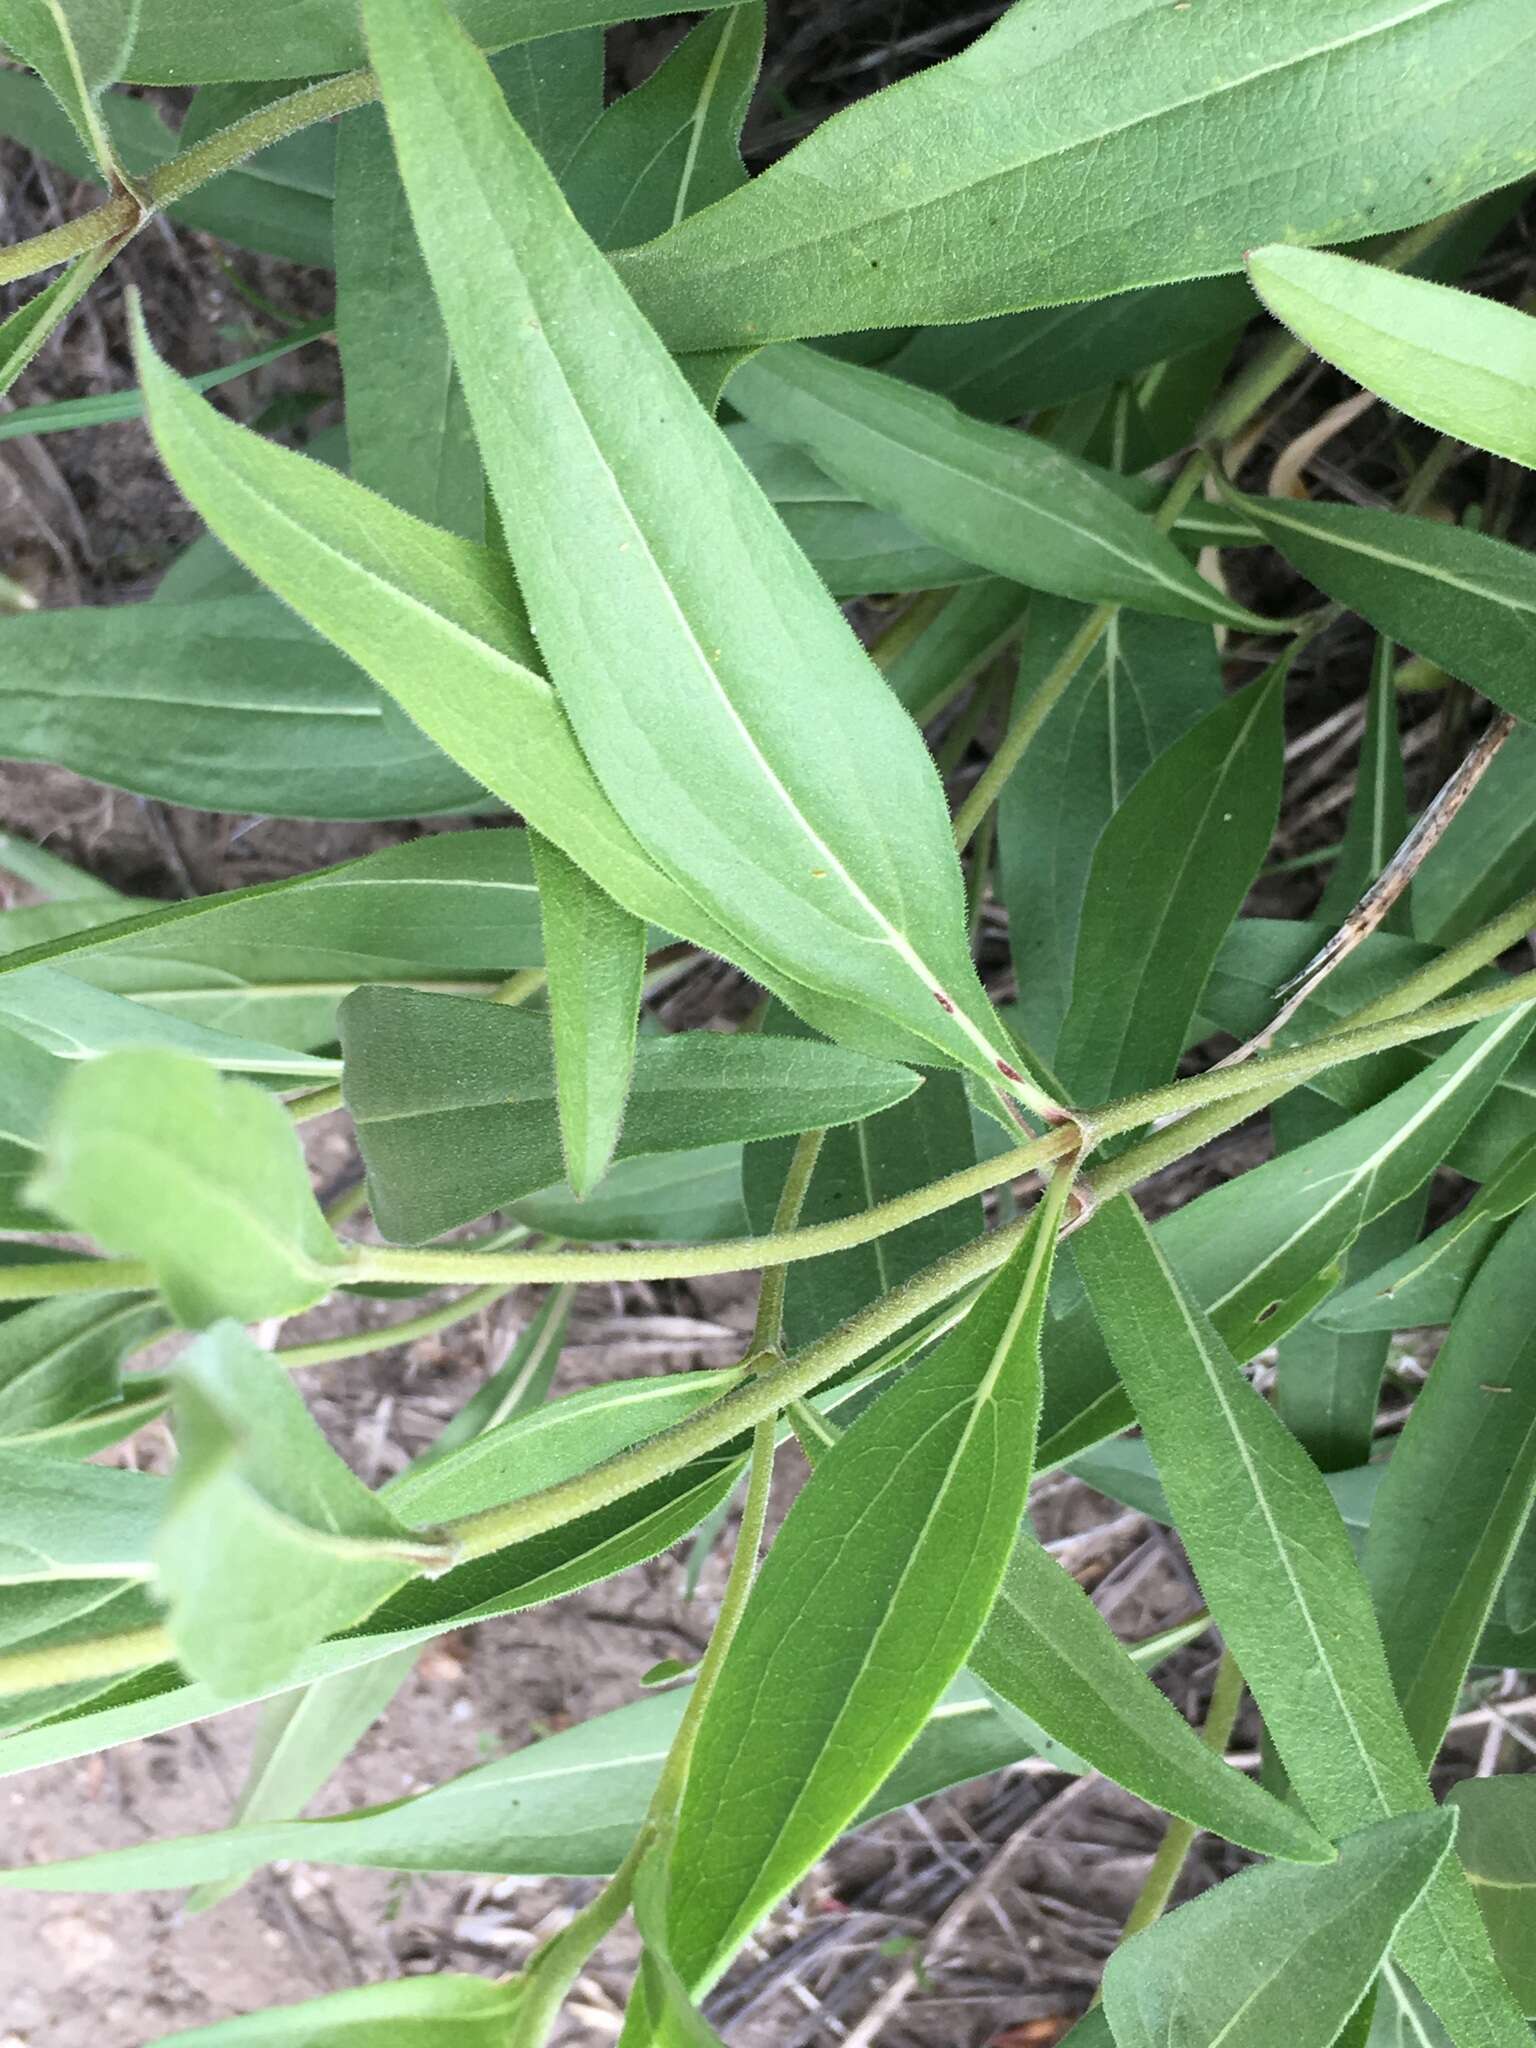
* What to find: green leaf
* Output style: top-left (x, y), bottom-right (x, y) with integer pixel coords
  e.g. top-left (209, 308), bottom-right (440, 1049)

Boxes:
top-left (1072, 1195), bottom-right (1530, 2045)
top-left (488, 27), bottom-right (603, 176)
top-left (363, 0), bottom-right (1050, 1117)
top-left (1364, 1202), bottom-right (1536, 1762)
top-left (156, 1325), bottom-right (453, 1697)
top-left (1448, 1777), bottom-right (1536, 2015)
top-left (970, 1535), bottom-right (1330, 1864)
top-left (29, 1049), bottom-right (345, 1327)
top-left (343, 987), bottom-right (920, 1243)
top-left (0, 1294), bottom-right (164, 1457)
top-left (1369, 1969), bottom-right (1454, 2047)
top-left (1233, 493), bottom-right (1536, 725)
top-left (185, 1648), bottom-right (418, 1912)
top-left (129, 1976), bottom-right (524, 2045)
top-left (666, 1199), bottom-right (1064, 1987)
top-left (882, 580), bottom-right (1031, 720)
top-left (0, 1452), bottom-right (164, 1585)
top-left (510, 1145), bottom-right (749, 1246)
top-left (0, 0), bottom-right (140, 177)
top-left (1103, 1809), bottom-right (1457, 2048)
top-left (1053, 665), bottom-right (1284, 1102)
top-left (0, 829), bottom-right (545, 1052)
top-left (743, 1016), bottom-right (981, 1352)
top-left (563, 3), bottom-right (762, 248)
top-left (1322, 1130), bottom-right (1536, 1333)
top-left (883, 276), bottom-right (1256, 422)
top-left (120, 0), bottom-right (747, 84)
top-left (1414, 722), bottom-right (1536, 946)
top-left (1249, 245), bottom-right (1536, 472)
top-left (999, 602), bottom-right (1222, 1064)
top-left (0, 966), bottom-right (339, 1078)
top-left (615, 0), bottom-right (1536, 348)
top-left (0, 595), bottom-right (484, 819)
top-left (131, 308), bottom-right (949, 1075)
top-left (334, 105), bottom-right (482, 538)
top-left (529, 832), bottom-right (647, 1199)
top-left (0, 244), bottom-right (117, 399)
top-left (1319, 638), bottom-right (1412, 930)
top-left (727, 347), bottom-right (1275, 631)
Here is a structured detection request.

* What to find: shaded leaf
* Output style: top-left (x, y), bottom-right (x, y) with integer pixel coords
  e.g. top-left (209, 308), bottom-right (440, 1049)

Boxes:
top-left (1104, 1810), bottom-right (1456, 2048)
top-left (1448, 1776), bottom-right (1536, 2015)
top-left (139, 1975), bottom-right (523, 2044)
top-left (1249, 245), bottom-right (1536, 471)
top-left (30, 1049), bottom-right (345, 1327)
top-left (0, 0), bottom-right (140, 177)
top-left (0, 1452), bottom-right (163, 1585)
top-left (0, 244), bottom-right (117, 399)
top-left (728, 347), bottom-right (1274, 630)
top-left (343, 985), bottom-right (920, 1246)
top-left (529, 832), bottom-right (647, 1199)
top-left (0, 1294), bottom-right (164, 1457)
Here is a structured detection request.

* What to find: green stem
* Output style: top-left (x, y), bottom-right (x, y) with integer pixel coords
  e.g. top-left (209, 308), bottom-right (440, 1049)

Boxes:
top-left (274, 1283), bottom-right (514, 1369)
top-left (751, 1127), bottom-right (827, 1353)
top-left (0, 69), bottom-right (379, 286)
top-left (1112, 1649), bottom-right (1247, 1951)
top-left (0, 1622), bottom-right (173, 1697)
top-left (288, 1081), bottom-right (344, 1123)
top-left (507, 1827), bottom-right (653, 2048)
top-left (490, 966), bottom-right (548, 1008)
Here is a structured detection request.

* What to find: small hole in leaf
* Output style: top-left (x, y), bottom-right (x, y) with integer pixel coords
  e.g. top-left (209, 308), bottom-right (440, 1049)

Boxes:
top-left (1255, 1301), bottom-right (1281, 1324)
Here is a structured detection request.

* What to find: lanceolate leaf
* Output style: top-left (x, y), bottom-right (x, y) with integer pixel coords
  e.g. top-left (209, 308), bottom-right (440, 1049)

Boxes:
top-left (1103, 1810), bottom-right (1456, 2048)
top-left (1364, 1202), bottom-right (1536, 1762)
top-left (334, 105), bottom-right (482, 538)
top-left (1073, 1197), bottom-right (1530, 2045)
top-left (364, 0), bottom-right (1052, 1117)
top-left (999, 602), bottom-right (1222, 1064)
top-left (0, 244), bottom-right (118, 400)
top-left (132, 309), bottom-right (966, 1076)
top-left (1447, 1777), bottom-right (1536, 2015)
top-left (0, 0), bottom-right (140, 178)
top-left (1234, 493), bottom-right (1536, 724)
top-left (1249, 245), bottom-right (1536, 471)
top-left (529, 832), bottom-right (647, 1200)
top-left (727, 347), bottom-right (1275, 631)
top-left (1318, 638), bottom-right (1412, 930)
top-left (970, 1535), bottom-right (1329, 1864)
top-left (666, 1198), bottom-right (1066, 1988)
top-left (562, 2), bottom-right (762, 249)
top-left (120, 1976), bottom-right (524, 2045)
top-left (0, 1293), bottom-right (163, 1457)
top-left (0, 966), bottom-right (339, 1078)
top-left (342, 988), bottom-right (920, 1242)
top-left (1413, 721), bottom-right (1536, 946)
top-left (0, 595), bottom-right (485, 819)
top-left (616, 0), bottom-right (1536, 348)
top-left (1053, 666), bottom-right (1284, 1102)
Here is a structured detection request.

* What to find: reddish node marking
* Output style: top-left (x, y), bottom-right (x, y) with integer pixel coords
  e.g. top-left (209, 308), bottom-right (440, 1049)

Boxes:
top-left (932, 991), bottom-right (956, 1013)
top-left (995, 1059), bottom-right (1025, 1083)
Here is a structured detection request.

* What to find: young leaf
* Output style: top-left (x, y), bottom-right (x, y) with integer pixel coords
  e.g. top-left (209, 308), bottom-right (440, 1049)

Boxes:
top-left (1364, 1202), bottom-right (1536, 1762)
top-left (1072, 1196), bottom-right (1530, 2044)
top-left (1322, 1130), bottom-right (1536, 1333)
top-left (666, 1194), bottom-right (1065, 1988)
top-left (1318, 639), bottom-right (1412, 930)
top-left (1053, 665), bottom-right (1284, 1102)
top-left (0, 594), bottom-right (484, 819)
top-left (363, 0), bottom-right (1053, 1118)
top-left (156, 1324), bottom-right (454, 1697)
top-left (615, 0), bottom-right (1536, 347)
top-left (0, 0), bottom-right (140, 180)
top-left (1447, 1777), bottom-right (1536, 2015)
top-left (562, 2), bottom-right (762, 248)
top-left (1233, 493), bottom-right (1536, 725)
top-left (0, 244), bottom-right (117, 400)
top-left (342, 988), bottom-right (921, 1245)
top-left (1103, 1809), bottom-right (1457, 2048)
top-left (727, 347), bottom-right (1276, 631)
top-left (29, 1049), bottom-right (345, 1326)
top-left (1249, 245), bottom-right (1536, 472)
top-left (334, 105), bottom-right (482, 537)
top-left (970, 1535), bottom-right (1330, 1864)
top-left (529, 832), bottom-right (647, 1200)
top-left (999, 602), bottom-right (1222, 1064)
